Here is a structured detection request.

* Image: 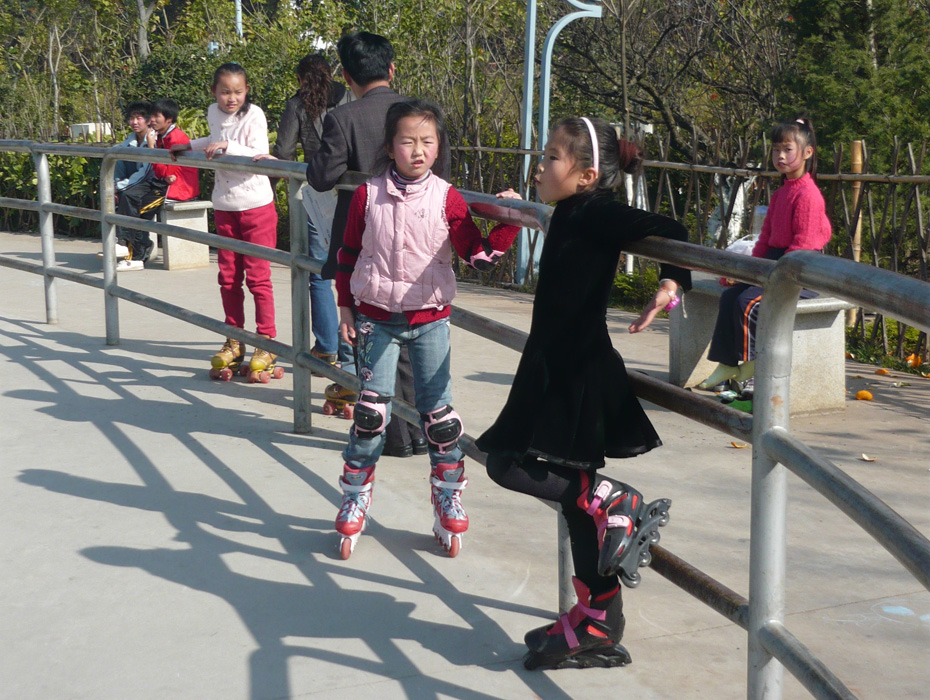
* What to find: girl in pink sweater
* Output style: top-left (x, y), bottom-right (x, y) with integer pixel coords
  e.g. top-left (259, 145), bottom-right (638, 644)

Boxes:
top-left (699, 116), bottom-right (832, 395)
top-left (175, 63), bottom-right (281, 382)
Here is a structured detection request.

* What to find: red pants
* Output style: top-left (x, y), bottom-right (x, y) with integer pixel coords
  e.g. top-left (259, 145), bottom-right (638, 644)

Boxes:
top-left (215, 202), bottom-right (278, 338)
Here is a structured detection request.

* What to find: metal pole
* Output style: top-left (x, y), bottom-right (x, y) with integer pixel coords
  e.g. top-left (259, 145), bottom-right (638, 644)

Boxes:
top-left (234, 0), bottom-right (243, 38)
top-left (516, 0), bottom-right (538, 284)
top-left (290, 180), bottom-right (312, 434)
top-left (99, 154), bottom-right (120, 345)
top-left (32, 151), bottom-right (58, 324)
top-left (747, 263), bottom-right (800, 700)
top-left (557, 512), bottom-right (576, 613)
top-left (537, 0), bottom-right (603, 149)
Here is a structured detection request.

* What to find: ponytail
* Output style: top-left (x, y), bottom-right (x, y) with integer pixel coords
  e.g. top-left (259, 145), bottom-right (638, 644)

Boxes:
top-left (551, 116), bottom-right (643, 190)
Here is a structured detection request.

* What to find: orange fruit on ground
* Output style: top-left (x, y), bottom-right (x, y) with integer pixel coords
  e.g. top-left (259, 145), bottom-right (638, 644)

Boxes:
top-left (856, 390), bottom-right (873, 401)
top-left (875, 368), bottom-right (890, 375)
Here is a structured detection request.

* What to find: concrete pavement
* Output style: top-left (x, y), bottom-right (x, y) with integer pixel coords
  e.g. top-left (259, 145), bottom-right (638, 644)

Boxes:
top-left (1, 230), bottom-right (928, 700)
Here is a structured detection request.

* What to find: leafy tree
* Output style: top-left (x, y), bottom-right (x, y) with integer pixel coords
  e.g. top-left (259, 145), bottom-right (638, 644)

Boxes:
top-left (785, 0), bottom-right (930, 161)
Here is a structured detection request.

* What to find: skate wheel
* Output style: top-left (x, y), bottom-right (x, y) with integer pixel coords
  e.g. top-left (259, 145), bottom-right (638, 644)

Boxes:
top-left (342, 405), bottom-right (353, 420)
top-left (209, 368), bottom-right (221, 380)
top-left (259, 371), bottom-right (272, 384)
top-left (621, 570), bottom-right (641, 588)
top-left (340, 537), bottom-right (352, 560)
top-left (322, 402), bottom-right (336, 416)
top-left (649, 530), bottom-right (660, 544)
top-left (219, 368), bottom-right (233, 382)
top-left (639, 550), bottom-right (652, 567)
top-left (239, 364), bottom-right (251, 377)
top-left (272, 366), bottom-right (285, 379)
top-left (447, 535), bottom-right (461, 558)
top-left (248, 371), bottom-right (261, 384)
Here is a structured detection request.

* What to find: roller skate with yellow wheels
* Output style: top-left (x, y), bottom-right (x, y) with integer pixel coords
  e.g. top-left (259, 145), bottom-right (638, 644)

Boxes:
top-left (310, 347), bottom-right (338, 377)
top-left (209, 338), bottom-right (246, 381)
top-left (323, 383), bottom-right (357, 419)
top-left (246, 339), bottom-right (285, 384)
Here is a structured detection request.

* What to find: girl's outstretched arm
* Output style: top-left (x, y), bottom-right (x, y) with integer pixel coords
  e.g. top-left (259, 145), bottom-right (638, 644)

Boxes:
top-left (629, 281), bottom-right (680, 333)
top-left (446, 187), bottom-right (521, 270)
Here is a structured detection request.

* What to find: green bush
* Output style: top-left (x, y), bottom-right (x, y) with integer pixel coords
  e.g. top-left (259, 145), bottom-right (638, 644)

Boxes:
top-left (609, 263), bottom-right (660, 312)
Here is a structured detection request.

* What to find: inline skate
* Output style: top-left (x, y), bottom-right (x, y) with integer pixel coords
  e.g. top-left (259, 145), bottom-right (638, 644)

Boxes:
top-left (430, 461), bottom-right (468, 557)
top-left (336, 465), bottom-right (374, 559)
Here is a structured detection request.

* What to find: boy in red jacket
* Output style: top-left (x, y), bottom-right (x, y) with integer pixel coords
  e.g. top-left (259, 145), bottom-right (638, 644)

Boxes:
top-left (150, 98), bottom-right (200, 202)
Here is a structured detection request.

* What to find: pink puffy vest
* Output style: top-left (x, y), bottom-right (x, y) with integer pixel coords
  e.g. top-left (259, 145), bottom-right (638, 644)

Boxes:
top-left (350, 171), bottom-right (456, 312)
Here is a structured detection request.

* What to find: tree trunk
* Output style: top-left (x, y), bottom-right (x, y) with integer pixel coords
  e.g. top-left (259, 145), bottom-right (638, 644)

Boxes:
top-left (136, 0), bottom-right (154, 59)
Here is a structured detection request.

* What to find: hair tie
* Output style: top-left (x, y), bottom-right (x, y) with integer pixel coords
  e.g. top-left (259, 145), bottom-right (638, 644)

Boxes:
top-left (580, 117), bottom-right (599, 176)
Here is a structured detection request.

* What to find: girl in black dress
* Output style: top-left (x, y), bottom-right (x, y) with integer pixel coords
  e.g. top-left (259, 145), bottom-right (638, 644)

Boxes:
top-left (476, 117), bottom-right (692, 670)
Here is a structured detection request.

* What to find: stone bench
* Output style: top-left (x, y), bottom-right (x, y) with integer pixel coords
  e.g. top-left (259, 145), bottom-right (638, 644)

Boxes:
top-left (668, 275), bottom-right (853, 414)
top-left (154, 199), bottom-right (212, 270)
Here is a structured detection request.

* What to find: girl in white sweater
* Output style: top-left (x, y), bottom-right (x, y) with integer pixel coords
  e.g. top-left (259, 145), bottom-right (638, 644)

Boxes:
top-left (176, 63), bottom-right (281, 382)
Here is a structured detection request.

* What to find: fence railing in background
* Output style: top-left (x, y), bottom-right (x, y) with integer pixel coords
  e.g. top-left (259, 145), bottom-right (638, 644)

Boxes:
top-left (1, 140), bottom-right (929, 700)
top-left (452, 140), bottom-right (930, 365)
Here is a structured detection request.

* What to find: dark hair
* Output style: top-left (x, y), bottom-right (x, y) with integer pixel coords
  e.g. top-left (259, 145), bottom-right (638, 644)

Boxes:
top-left (771, 115), bottom-right (818, 179)
top-left (124, 100), bottom-right (152, 120)
top-left (550, 116), bottom-right (644, 190)
top-left (151, 98), bottom-right (180, 124)
top-left (211, 62), bottom-right (252, 116)
top-left (296, 54), bottom-right (332, 121)
top-left (373, 99), bottom-right (447, 175)
top-left (337, 31), bottom-right (395, 87)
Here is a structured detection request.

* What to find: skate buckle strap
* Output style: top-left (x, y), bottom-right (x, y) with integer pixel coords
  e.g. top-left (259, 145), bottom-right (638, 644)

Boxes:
top-left (585, 480), bottom-right (614, 516)
top-left (597, 514), bottom-right (633, 545)
top-left (430, 476), bottom-right (468, 491)
top-left (559, 578), bottom-right (607, 649)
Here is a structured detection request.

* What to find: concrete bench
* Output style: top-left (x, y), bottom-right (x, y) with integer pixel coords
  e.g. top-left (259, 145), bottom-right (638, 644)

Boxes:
top-left (154, 200), bottom-right (212, 270)
top-left (669, 275), bottom-right (853, 414)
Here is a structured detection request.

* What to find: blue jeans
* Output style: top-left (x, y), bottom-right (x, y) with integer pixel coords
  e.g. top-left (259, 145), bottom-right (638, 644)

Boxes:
top-left (342, 314), bottom-right (463, 469)
top-left (307, 215), bottom-right (339, 356)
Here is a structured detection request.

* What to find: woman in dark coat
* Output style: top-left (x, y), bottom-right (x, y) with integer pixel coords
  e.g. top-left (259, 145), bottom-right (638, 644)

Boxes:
top-left (477, 117), bottom-right (691, 671)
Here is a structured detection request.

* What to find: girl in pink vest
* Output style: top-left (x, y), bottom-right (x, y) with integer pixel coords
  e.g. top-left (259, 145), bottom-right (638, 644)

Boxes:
top-left (333, 99), bottom-right (520, 560)
top-left (698, 116), bottom-right (832, 400)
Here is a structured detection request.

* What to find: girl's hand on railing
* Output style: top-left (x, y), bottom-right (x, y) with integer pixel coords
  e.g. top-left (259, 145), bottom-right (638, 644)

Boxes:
top-left (629, 284), bottom-right (679, 334)
top-left (339, 306), bottom-right (357, 346)
top-left (253, 153), bottom-right (277, 162)
top-left (204, 141), bottom-right (228, 160)
top-left (495, 188), bottom-right (522, 200)
top-left (168, 142), bottom-right (190, 161)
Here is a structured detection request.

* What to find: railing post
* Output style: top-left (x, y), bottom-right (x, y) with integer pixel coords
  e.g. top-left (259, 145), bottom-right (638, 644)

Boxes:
top-left (290, 179), bottom-right (312, 434)
top-left (557, 512), bottom-right (576, 613)
top-left (32, 150), bottom-right (58, 324)
top-left (747, 260), bottom-right (801, 700)
top-left (99, 153), bottom-right (120, 345)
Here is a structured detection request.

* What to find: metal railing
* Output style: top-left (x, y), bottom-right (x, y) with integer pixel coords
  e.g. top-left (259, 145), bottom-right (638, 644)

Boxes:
top-left (1, 139), bottom-right (928, 700)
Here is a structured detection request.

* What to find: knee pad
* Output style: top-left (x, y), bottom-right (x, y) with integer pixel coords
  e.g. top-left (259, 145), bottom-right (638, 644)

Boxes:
top-left (353, 390), bottom-right (390, 439)
top-left (420, 405), bottom-right (463, 454)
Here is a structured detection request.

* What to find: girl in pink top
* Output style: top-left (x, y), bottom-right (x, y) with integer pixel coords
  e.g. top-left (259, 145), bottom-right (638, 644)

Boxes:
top-left (332, 99), bottom-right (520, 560)
top-left (699, 116), bottom-right (832, 395)
top-left (175, 63), bottom-right (281, 383)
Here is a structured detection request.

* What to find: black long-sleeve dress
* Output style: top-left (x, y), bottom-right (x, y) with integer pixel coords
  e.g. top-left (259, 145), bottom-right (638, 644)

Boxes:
top-left (476, 190), bottom-right (692, 469)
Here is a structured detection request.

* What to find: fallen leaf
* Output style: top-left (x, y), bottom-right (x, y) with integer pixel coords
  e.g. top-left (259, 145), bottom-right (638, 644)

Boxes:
top-left (845, 352), bottom-right (854, 359)
top-left (892, 382), bottom-right (911, 388)
top-left (730, 441), bottom-right (749, 449)
top-left (860, 454), bottom-right (877, 462)
top-left (875, 368), bottom-right (891, 376)
top-left (856, 390), bottom-right (873, 401)
top-left (905, 353), bottom-right (918, 367)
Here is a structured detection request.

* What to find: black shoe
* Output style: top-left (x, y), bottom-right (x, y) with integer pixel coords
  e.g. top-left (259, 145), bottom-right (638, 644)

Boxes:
top-left (382, 443), bottom-right (414, 458)
top-left (412, 437), bottom-right (428, 455)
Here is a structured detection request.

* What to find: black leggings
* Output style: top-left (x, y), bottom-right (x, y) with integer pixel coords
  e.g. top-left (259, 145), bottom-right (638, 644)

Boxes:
top-left (485, 451), bottom-right (620, 598)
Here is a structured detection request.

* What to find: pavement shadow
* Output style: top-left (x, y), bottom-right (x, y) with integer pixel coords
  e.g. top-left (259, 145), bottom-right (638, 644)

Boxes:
top-left (3, 317), bottom-right (574, 700)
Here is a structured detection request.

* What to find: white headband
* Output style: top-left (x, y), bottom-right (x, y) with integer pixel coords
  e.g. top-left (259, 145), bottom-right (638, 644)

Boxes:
top-left (580, 117), bottom-right (599, 175)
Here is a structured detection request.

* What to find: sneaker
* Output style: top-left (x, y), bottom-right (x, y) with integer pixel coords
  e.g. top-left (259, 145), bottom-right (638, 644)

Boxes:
top-left (116, 259), bottom-right (144, 272)
top-left (97, 243), bottom-right (131, 259)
